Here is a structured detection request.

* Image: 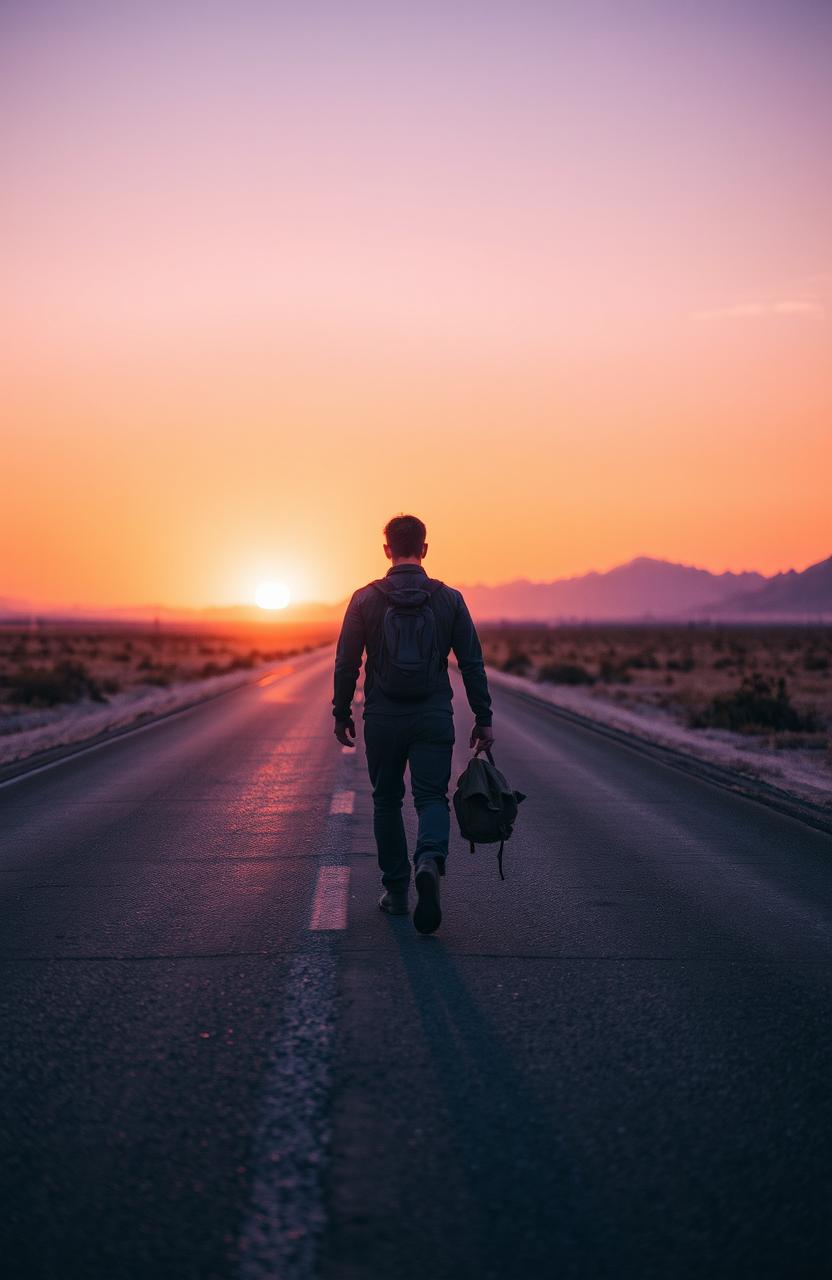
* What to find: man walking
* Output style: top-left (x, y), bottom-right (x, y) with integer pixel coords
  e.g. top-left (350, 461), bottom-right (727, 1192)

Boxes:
top-left (333, 514), bottom-right (494, 934)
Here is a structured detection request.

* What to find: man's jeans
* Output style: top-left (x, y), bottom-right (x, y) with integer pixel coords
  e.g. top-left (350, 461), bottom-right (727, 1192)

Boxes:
top-left (363, 710), bottom-right (455, 892)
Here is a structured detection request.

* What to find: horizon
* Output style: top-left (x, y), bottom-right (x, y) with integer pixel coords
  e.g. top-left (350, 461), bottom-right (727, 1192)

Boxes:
top-left (2, 2), bottom-right (831, 610)
top-left (4, 548), bottom-right (829, 617)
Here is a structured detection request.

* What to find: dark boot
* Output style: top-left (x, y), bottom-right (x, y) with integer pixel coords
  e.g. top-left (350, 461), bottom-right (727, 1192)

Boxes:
top-left (413, 858), bottom-right (442, 934)
top-left (378, 888), bottom-right (409, 915)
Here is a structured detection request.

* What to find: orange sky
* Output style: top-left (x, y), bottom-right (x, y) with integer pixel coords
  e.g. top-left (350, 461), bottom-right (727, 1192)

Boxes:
top-left (2, 2), bottom-right (830, 609)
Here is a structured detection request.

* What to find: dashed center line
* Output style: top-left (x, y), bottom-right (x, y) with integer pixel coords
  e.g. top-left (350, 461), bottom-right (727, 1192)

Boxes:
top-left (308, 866), bottom-right (351, 930)
top-left (329, 789), bottom-right (355, 814)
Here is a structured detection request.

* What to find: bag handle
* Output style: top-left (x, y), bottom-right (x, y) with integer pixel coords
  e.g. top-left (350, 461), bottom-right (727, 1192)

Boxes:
top-left (473, 744), bottom-right (495, 765)
top-left (469, 836), bottom-right (505, 880)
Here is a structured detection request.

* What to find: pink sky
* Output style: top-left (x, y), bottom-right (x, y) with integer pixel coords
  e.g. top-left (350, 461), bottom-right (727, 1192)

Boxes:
top-left (2, 1), bottom-right (830, 608)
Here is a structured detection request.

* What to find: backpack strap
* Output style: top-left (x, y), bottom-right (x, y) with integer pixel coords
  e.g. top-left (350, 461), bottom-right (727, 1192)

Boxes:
top-left (370, 577), bottom-right (444, 607)
top-left (370, 576), bottom-right (444, 593)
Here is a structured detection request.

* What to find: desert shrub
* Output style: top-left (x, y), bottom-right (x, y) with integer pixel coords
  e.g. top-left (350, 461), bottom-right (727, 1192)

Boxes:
top-left (140, 668), bottom-right (176, 687)
top-left (6, 660), bottom-right (107, 706)
top-left (627, 650), bottom-right (660, 670)
top-left (712, 655), bottom-right (735, 670)
top-left (666, 653), bottom-right (695, 672)
top-left (599, 658), bottom-right (632, 683)
top-left (538, 662), bottom-right (595, 686)
top-left (501, 651), bottom-right (532, 675)
top-left (199, 660), bottom-right (225, 678)
top-left (690, 673), bottom-right (821, 734)
top-left (226, 653), bottom-right (257, 671)
top-left (804, 650), bottom-right (830, 673)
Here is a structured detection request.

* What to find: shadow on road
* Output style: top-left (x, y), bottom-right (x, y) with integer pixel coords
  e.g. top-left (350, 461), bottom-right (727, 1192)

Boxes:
top-left (385, 916), bottom-right (594, 1274)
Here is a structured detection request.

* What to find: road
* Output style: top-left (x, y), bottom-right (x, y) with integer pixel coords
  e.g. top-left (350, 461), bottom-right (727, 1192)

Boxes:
top-left (1, 648), bottom-right (831, 1279)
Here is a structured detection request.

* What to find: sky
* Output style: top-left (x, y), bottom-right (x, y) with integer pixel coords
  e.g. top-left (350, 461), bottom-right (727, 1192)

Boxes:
top-left (2, 0), bottom-right (831, 609)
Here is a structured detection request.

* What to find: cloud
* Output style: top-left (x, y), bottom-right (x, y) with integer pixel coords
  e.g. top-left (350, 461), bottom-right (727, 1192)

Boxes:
top-left (695, 299), bottom-right (826, 320)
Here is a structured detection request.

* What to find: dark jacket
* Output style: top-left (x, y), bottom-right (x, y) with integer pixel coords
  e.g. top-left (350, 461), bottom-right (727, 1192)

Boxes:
top-left (333, 563), bottom-right (492, 725)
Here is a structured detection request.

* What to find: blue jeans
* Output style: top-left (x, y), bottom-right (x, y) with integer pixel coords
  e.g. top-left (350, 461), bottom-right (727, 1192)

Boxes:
top-left (363, 710), bottom-right (455, 892)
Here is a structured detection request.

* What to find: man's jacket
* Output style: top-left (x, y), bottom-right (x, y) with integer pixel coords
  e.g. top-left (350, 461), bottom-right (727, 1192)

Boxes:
top-left (333, 563), bottom-right (492, 725)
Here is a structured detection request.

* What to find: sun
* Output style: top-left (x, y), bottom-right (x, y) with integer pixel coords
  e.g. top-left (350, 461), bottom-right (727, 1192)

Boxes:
top-left (255, 580), bottom-right (291, 611)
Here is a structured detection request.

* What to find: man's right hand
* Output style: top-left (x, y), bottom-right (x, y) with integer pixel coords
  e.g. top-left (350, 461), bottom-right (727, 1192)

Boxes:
top-left (334, 717), bottom-right (356, 747)
top-left (470, 722), bottom-right (495, 753)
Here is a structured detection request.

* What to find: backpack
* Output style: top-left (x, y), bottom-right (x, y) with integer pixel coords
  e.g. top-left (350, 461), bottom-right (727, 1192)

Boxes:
top-left (452, 749), bottom-right (526, 880)
top-left (370, 576), bottom-right (445, 701)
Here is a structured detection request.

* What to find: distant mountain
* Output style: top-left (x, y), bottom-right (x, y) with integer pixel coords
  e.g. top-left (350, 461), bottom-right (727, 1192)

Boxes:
top-left (714, 555), bottom-right (832, 618)
top-left (0, 596), bottom-right (38, 619)
top-left (3, 555), bottom-right (829, 627)
top-left (460, 557), bottom-right (766, 621)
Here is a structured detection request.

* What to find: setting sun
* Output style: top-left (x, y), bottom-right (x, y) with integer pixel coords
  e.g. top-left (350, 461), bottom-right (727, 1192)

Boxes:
top-left (255, 581), bottom-right (291, 611)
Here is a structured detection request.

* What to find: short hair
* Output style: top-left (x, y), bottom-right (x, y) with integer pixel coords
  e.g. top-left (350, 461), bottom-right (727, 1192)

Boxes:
top-left (384, 514), bottom-right (427, 558)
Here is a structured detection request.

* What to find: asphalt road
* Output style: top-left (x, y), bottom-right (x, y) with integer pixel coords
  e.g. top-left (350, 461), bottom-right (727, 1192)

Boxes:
top-left (1, 648), bottom-right (831, 1280)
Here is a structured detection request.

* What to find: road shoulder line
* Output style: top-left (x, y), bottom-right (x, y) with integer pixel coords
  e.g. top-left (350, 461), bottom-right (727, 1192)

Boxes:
top-left (491, 674), bottom-right (832, 838)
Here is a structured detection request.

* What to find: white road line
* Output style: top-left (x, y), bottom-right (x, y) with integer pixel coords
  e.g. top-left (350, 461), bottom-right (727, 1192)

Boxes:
top-left (329, 789), bottom-right (355, 814)
top-left (308, 866), bottom-right (350, 930)
top-left (257, 666), bottom-right (294, 687)
top-left (0, 652), bottom-right (328, 791)
top-left (238, 940), bottom-right (338, 1278)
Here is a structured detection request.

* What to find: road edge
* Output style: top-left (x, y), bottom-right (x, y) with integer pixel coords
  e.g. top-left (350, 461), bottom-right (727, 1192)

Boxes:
top-left (490, 672), bottom-right (832, 838)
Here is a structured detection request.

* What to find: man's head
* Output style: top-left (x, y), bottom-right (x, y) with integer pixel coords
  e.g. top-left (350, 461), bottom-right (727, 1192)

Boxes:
top-left (383, 514), bottom-right (428, 564)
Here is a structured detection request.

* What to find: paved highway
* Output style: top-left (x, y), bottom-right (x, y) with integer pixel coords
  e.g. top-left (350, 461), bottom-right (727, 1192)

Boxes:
top-left (1, 648), bottom-right (830, 1279)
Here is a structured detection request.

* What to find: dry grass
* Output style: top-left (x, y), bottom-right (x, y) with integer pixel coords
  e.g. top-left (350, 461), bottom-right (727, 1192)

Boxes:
top-left (0, 621), bottom-right (336, 711)
top-left (479, 624), bottom-right (832, 751)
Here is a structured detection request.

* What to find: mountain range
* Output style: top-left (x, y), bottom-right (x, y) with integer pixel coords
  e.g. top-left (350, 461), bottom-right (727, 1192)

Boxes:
top-left (461, 555), bottom-right (832, 621)
top-left (713, 555), bottom-right (832, 617)
top-left (2, 555), bottom-right (830, 625)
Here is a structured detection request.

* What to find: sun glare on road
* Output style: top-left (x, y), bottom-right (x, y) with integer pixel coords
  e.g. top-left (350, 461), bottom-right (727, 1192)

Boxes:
top-left (255, 581), bottom-right (291, 611)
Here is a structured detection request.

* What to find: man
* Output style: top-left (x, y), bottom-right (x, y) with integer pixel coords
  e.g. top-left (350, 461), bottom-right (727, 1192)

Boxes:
top-left (333, 514), bottom-right (494, 934)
